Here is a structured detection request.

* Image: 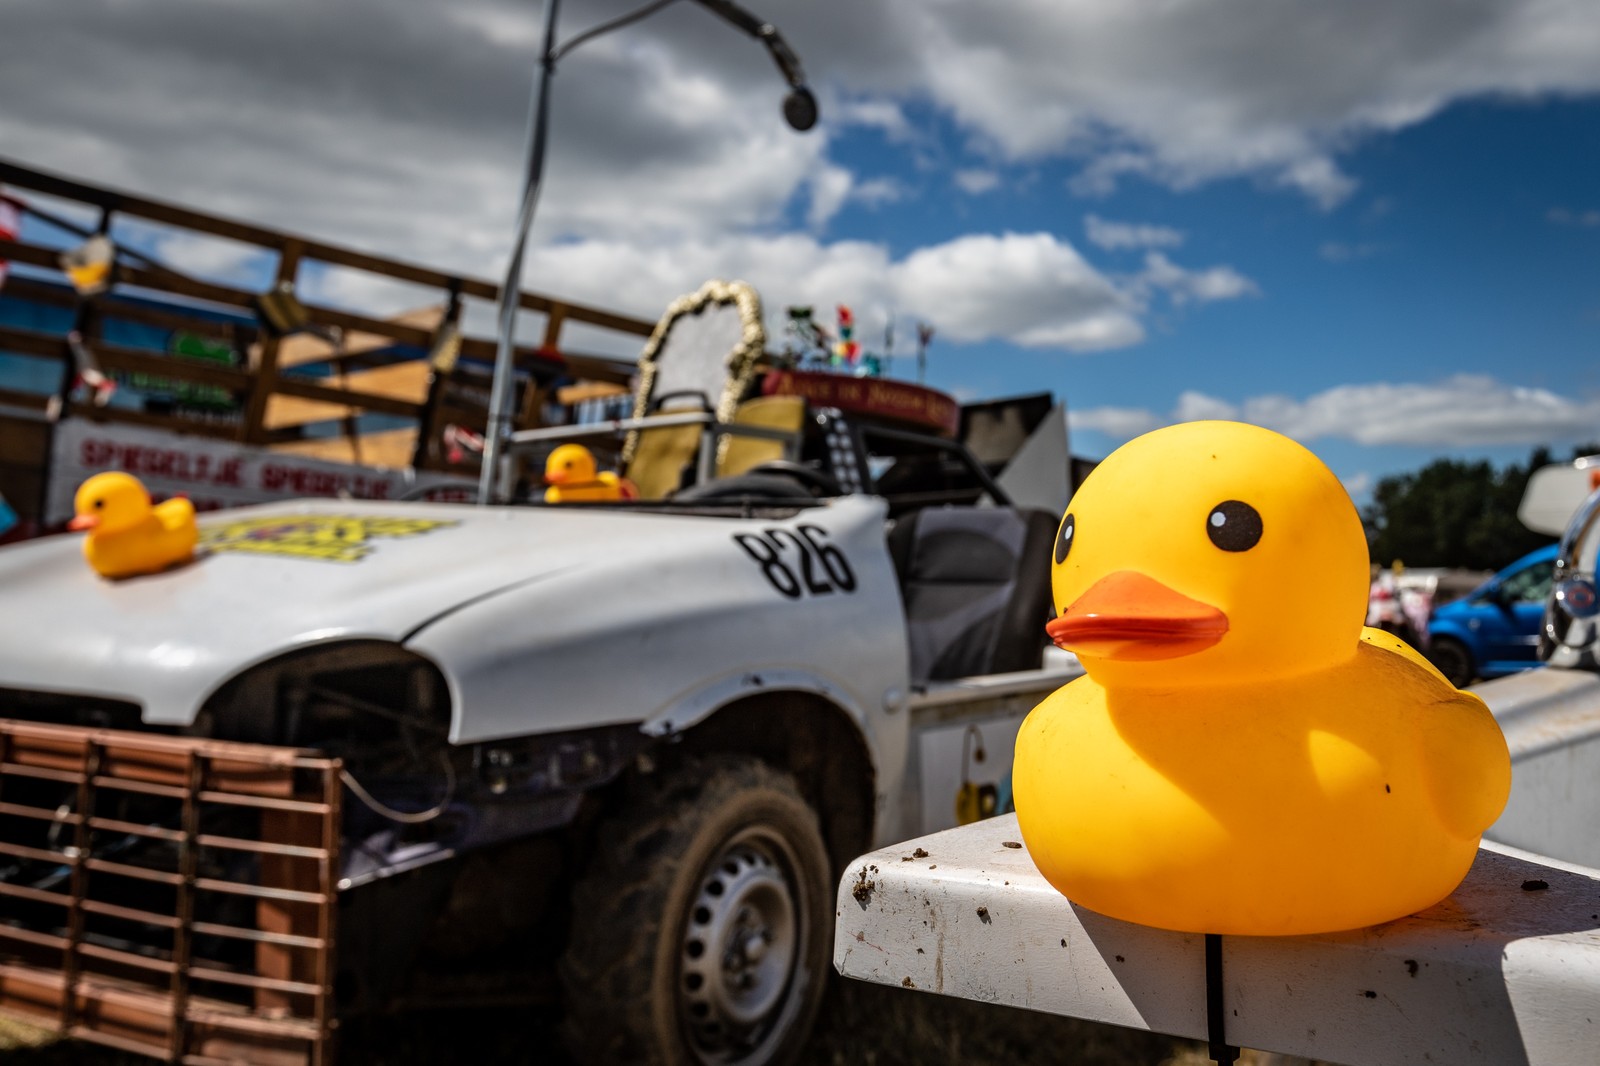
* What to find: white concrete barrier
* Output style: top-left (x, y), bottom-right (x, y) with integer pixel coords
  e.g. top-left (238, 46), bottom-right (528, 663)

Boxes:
top-left (834, 814), bottom-right (1600, 1066)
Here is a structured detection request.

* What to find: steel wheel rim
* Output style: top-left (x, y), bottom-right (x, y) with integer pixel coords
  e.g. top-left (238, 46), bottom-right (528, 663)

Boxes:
top-left (679, 826), bottom-right (804, 1062)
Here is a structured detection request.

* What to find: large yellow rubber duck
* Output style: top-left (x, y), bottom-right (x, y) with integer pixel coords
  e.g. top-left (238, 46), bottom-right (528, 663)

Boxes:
top-left (1013, 421), bottom-right (1511, 935)
top-left (68, 472), bottom-right (197, 579)
top-left (543, 444), bottom-right (634, 503)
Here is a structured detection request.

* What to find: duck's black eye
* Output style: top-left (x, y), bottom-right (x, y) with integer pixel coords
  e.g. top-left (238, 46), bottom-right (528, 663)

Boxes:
top-left (1206, 500), bottom-right (1262, 552)
top-left (94, 499), bottom-right (104, 509)
top-left (1054, 512), bottom-right (1075, 564)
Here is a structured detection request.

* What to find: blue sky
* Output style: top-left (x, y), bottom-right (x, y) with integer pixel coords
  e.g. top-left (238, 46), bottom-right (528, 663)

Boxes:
top-left (5, 1), bottom-right (1600, 503)
top-left (811, 96), bottom-right (1600, 499)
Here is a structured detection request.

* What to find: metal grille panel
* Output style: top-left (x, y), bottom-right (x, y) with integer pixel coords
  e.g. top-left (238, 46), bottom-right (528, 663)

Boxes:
top-left (0, 718), bottom-right (341, 1065)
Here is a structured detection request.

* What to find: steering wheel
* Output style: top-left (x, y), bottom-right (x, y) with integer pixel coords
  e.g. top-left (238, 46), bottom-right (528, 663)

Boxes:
top-left (742, 461), bottom-right (842, 498)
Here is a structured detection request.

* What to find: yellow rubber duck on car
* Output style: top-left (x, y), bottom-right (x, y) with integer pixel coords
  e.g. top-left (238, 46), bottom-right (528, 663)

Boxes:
top-left (69, 472), bottom-right (198, 579)
top-left (1013, 421), bottom-right (1511, 935)
top-left (543, 444), bottom-right (635, 503)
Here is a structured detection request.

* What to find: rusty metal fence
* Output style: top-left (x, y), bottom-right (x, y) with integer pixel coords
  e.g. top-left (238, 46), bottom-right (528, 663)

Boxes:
top-left (0, 720), bottom-right (342, 1065)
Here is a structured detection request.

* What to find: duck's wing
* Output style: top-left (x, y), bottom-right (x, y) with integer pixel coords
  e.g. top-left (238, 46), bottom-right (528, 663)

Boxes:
top-left (1415, 683), bottom-right (1512, 840)
top-left (1356, 638), bottom-right (1511, 839)
top-left (155, 496), bottom-right (196, 533)
top-left (1360, 626), bottom-right (1452, 687)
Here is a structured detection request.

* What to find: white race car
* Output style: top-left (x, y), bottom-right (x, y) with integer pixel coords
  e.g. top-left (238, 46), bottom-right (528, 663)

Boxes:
top-left (0, 361), bottom-right (1080, 1066)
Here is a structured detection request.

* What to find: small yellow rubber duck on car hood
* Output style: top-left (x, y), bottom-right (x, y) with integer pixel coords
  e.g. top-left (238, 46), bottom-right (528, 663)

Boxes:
top-left (69, 471), bottom-right (198, 579)
top-left (543, 444), bottom-right (634, 503)
top-left (1013, 420), bottom-right (1511, 935)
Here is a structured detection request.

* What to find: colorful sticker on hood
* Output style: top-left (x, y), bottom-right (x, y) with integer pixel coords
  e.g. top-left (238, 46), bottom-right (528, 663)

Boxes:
top-left (199, 514), bottom-right (459, 562)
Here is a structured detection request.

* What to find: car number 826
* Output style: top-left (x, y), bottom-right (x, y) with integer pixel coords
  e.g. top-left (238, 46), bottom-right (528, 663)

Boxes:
top-left (733, 525), bottom-right (857, 599)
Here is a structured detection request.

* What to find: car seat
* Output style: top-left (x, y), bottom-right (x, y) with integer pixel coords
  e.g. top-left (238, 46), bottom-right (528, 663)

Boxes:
top-left (887, 506), bottom-right (1058, 684)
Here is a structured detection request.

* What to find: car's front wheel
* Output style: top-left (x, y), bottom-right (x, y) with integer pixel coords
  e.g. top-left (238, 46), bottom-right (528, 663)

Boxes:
top-left (1428, 636), bottom-right (1477, 689)
top-left (560, 756), bottom-right (832, 1066)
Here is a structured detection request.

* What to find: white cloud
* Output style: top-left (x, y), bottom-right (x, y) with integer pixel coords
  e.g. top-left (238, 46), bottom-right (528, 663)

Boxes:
top-left (834, 99), bottom-right (914, 142)
top-left (0, 0), bottom-right (843, 274)
top-left (852, 177), bottom-right (908, 208)
top-left (524, 229), bottom-right (1147, 353)
top-left (1076, 375), bottom-right (1600, 450)
top-left (5, 0), bottom-right (1600, 285)
top-left (1251, 377), bottom-right (1600, 446)
top-left (954, 169), bottom-right (1001, 195)
top-left (847, 0), bottom-right (1600, 207)
top-left (118, 224), bottom-right (277, 290)
top-left (6, 0), bottom-right (1595, 391)
top-left (520, 229), bottom-right (1258, 354)
top-left (1134, 252), bottom-right (1259, 306)
top-left (1548, 207), bottom-right (1600, 228)
top-left (1068, 152), bottom-right (1155, 198)
top-left (300, 264), bottom-right (444, 317)
top-left (1084, 214), bottom-right (1184, 251)
top-left (445, 3), bottom-right (542, 48)
top-left (807, 164), bottom-right (855, 228)
top-left (1342, 472), bottom-right (1374, 497)
top-left (894, 233), bottom-right (1144, 349)
top-left (1071, 406), bottom-right (1162, 440)
top-left (1172, 391), bottom-right (1238, 423)
top-left (1276, 157), bottom-right (1359, 211)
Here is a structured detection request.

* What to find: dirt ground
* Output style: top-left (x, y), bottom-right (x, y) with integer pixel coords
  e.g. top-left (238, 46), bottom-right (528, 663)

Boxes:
top-left (1, 979), bottom-right (1296, 1066)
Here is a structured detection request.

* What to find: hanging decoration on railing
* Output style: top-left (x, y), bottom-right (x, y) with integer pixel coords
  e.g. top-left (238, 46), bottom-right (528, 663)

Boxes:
top-left (428, 319), bottom-right (463, 374)
top-left (67, 330), bottom-right (116, 407)
top-left (59, 233), bottom-right (116, 297)
top-left (429, 287), bottom-right (465, 374)
top-left (442, 424), bottom-right (486, 466)
top-left (254, 281), bottom-right (310, 337)
top-left (252, 281), bottom-right (346, 354)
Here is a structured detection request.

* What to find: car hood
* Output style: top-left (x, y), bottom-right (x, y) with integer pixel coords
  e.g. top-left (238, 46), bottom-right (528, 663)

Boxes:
top-left (0, 498), bottom-right (725, 723)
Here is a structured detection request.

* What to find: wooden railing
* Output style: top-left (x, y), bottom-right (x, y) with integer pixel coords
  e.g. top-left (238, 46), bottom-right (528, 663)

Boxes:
top-left (0, 158), bottom-right (654, 471)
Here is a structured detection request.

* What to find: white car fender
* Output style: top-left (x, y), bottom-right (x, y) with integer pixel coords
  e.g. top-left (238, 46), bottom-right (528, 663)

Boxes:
top-left (638, 667), bottom-right (868, 738)
top-left (404, 496), bottom-right (912, 758)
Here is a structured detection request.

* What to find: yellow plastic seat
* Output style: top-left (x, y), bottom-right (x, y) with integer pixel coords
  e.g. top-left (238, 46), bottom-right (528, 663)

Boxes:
top-left (716, 395), bottom-right (805, 478)
top-left (624, 423), bottom-right (704, 500)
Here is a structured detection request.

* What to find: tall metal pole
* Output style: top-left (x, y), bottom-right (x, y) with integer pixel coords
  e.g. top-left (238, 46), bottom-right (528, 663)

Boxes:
top-left (478, 0), bottom-right (562, 504)
top-left (475, 0), bottom-right (813, 504)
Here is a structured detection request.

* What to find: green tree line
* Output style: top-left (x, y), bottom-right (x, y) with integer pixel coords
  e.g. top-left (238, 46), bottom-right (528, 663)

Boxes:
top-left (1362, 445), bottom-right (1598, 571)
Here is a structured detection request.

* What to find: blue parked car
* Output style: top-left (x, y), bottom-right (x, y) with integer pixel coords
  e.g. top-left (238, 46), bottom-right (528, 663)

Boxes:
top-left (1427, 544), bottom-right (1558, 688)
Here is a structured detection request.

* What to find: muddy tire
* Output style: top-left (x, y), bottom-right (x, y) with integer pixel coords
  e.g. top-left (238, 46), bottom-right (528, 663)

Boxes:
top-left (559, 757), bottom-right (832, 1066)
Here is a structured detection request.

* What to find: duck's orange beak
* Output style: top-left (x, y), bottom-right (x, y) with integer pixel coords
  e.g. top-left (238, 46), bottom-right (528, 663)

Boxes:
top-left (1046, 570), bottom-right (1228, 661)
top-left (67, 514), bottom-right (99, 531)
